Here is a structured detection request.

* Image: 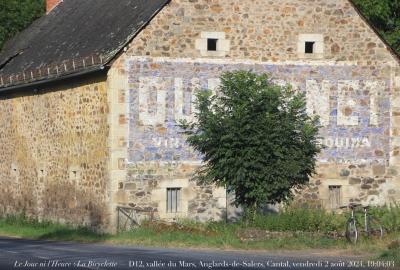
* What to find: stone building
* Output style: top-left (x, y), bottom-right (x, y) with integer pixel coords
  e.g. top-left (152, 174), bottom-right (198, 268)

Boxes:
top-left (0, 0), bottom-right (399, 232)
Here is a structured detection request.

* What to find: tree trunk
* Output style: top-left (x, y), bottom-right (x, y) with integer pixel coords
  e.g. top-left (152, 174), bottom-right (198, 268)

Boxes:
top-left (244, 202), bottom-right (257, 225)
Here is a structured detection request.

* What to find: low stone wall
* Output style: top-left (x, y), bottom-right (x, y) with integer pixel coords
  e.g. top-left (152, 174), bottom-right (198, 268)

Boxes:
top-left (236, 229), bottom-right (345, 242)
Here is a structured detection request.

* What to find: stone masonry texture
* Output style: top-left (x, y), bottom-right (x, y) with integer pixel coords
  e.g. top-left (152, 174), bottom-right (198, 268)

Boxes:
top-left (0, 75), bottom-right (110, 230)
top-left (110, 0), bottom-right (400, 220)
top-left (127, 0), bottom-right (395, 65)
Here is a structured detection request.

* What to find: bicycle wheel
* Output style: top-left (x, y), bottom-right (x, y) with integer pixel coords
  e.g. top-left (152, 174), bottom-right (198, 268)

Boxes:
top-left (346, 218), bottom-right (358, 244)
top-left (368, 217), bottom-right (384, 239)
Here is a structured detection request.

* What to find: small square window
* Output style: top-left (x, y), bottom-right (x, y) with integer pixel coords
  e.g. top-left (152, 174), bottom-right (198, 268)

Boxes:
top-left (207, 38), bottom-right (218, 51)
top-left (305, 41), bottom-right (315, 54)
top-left (329, 185), bottom-right (342, 209)
top-left (167, 188), bottom-right (181, 213)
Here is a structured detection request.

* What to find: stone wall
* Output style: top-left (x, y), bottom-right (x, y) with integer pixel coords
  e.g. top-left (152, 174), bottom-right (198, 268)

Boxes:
top-left (124, 162), bottom-right (226, 222)
top-left (392, 66), bottom-right (400, 179)
top-left (109, 0), bottom-right (400, 223)
top-left (126, 0), bottom-right (396, 65)
top-left (0, 75), bottom-right (111, 230)
top-left (123, 58), bottom-right (397, 209)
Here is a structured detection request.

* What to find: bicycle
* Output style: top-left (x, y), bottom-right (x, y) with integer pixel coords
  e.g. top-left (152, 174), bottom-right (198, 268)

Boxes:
top-left (339, 203), bottom-right (384, 244)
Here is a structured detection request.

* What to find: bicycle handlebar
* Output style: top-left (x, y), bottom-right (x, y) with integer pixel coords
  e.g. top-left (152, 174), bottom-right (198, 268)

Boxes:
top-left (340, 203), bottom-right (362, 209)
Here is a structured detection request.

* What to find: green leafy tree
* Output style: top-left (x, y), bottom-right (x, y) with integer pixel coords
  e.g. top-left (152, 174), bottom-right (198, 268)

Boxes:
top-left (0, 0), bottom-right (45, 50)
top-left (180, 71), bottom-right (321, 220)
top-left (353, 0), bottom-right (400, 53)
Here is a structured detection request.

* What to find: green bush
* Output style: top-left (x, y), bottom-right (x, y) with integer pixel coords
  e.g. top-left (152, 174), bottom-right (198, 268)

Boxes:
top-left (175, 205), bottom-right (400, 235)
top-left (247, 206), bottom-right (346, 233)
top-left (243, 204), bottom-right (400, 234)
top-left (367, 204), bottom-right (400, 232)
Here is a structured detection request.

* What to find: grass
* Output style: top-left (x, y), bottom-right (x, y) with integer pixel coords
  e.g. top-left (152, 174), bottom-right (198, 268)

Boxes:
top-left (0, 207), bottom-right (399, 261)
top-left (0, 215), bottom-right (107, 242)
top-left (250, 206), bottom-right (347, 233)
top-left (250, 203), bottom-right (400, 234)
top-left (112, 227), bottom-right (341, 250)
top-left (379, 247), bottom-right (400, 266)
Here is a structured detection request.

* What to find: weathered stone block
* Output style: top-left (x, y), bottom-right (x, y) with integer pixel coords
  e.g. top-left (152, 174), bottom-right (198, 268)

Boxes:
top-left (118, 158), bottom-right (126, 170)
top-left (372, 165), bottom-right (386, 176)
top-left (119, 114), bottom-right (127, 125)
top-left (361, 184), bottom-right (371, 189)
top-left (349, 177), bottom-right (361, 185)
top-left (136, 191), bottom-right (146, 197)
top-left (387, 168), bottom-right (398, 176)
top-left (363, 177), bottom-right (374, 184)
top-left (124, 183), bottom-right (136, 190)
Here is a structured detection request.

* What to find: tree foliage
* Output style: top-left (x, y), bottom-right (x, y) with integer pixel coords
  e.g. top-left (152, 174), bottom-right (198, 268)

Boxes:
top-left (0, 0), bottom-right (45, 50)
top-left (180, 71), bottom-right (321, 215)
top-left (353, 0), bottom-right (400, 53)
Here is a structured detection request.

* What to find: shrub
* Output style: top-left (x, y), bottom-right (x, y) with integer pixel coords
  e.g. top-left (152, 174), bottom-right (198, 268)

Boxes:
top-left (245, 206), bottom-right (346, 233)
top-left (367, 204), bottom-right (400, 232)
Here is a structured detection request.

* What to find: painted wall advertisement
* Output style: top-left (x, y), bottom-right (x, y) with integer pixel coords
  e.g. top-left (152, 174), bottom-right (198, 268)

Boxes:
top-left (127, 58), bottom-right (390, 165)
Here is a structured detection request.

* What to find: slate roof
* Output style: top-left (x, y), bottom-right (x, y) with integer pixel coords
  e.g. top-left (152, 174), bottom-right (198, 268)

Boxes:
top-left (0, 0), bottom-right (169, 90)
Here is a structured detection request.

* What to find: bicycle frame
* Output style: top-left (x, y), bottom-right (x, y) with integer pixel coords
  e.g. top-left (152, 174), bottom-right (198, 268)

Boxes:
top-left (341, 203), bottom-right (384, 243)
top-left (363, 207), bottom-right (369, 234)
top-left (348, 205), bottom-right (369, 234)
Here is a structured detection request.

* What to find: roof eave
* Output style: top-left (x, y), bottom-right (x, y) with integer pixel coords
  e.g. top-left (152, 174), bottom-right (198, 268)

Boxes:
top-left (0, 65), bottom-right (106, 93)
top-left (0, 0), bottom-right (171, 92)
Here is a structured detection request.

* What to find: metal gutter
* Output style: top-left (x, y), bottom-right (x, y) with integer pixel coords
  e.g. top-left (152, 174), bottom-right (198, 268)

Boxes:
top-left (0, 65), bottom-right (106, 93)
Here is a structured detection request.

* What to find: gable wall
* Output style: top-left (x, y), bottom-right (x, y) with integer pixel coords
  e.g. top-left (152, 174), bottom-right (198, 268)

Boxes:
top-left (109, 0), bottom-right (400, 223)
top-left (127, 0), bottom-right (396, 65)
